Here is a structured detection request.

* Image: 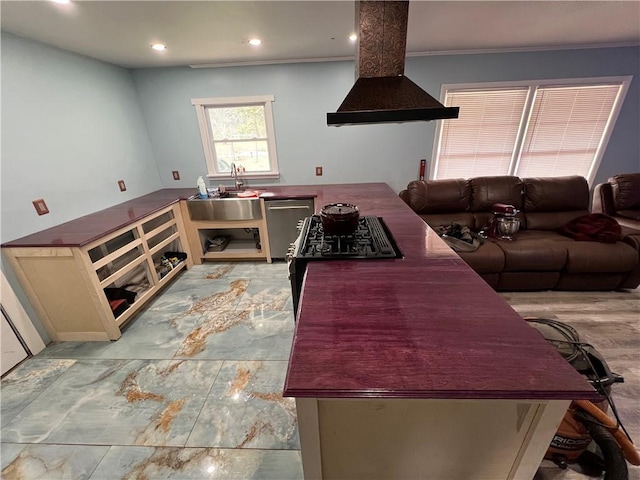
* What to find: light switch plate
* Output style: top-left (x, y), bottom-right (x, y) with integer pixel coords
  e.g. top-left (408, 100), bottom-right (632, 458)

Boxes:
top-left (315, 166), bottom-right (323, 176)
top-left (118, 180), bottom-right (126, 192)
top-left (32, 199), bottom-right (49, 216)
top-left (172, 171), bottom-right (180, 180)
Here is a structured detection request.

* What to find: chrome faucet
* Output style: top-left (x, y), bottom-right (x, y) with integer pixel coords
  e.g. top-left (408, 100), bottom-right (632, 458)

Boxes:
top-left (230, 162), bottom-right (244, 190)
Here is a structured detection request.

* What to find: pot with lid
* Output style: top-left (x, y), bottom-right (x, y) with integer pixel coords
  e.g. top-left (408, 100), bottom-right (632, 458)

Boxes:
top-left (320, 203), bottom-right (360, 236)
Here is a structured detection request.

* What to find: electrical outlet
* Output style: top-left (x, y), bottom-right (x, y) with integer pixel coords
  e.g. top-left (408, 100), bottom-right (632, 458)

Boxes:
top-left (118, 180), bottom-right (127, 192)
top-left (32, 199), bottom-right (49, 216)
top-left (315, 166), bottom-right (323, 176)
top-left (172, 170), bottom-right (180, 180)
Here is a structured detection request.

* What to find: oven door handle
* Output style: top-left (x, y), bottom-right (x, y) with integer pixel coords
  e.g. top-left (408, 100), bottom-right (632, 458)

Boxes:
top-left (267, 205), bottom-right (313, 211)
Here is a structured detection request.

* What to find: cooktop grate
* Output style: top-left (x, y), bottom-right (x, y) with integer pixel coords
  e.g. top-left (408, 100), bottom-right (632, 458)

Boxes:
top-left (296, 215), bottom-right (400, 259)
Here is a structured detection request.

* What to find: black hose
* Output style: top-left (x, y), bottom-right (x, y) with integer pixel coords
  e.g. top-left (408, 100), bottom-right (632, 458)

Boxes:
top-left (587, 422), bottom-right (628, 480)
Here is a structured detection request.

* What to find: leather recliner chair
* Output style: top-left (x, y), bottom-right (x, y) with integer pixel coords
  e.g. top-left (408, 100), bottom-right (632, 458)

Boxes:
top-left (592, 173), bottom-right (640, 230)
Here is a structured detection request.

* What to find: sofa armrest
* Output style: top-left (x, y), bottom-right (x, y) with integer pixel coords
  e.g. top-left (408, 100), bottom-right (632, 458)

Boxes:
top-left (399, 189), bottom-right (410, 206)
top-left (610, 173), bottom-right (640, 211)
top-left (619, 228), bottom-right (640, 289)
top-left (621, 227), bottom-right (640, 250)
top-left (400, 179), bottom-right (471, 214)
top-left (592, 182), bottom-right (616, 215)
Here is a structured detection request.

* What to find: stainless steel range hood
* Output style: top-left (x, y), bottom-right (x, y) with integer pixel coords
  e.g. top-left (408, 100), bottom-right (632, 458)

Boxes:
top-left (327, 0), bottom-right (459, 126)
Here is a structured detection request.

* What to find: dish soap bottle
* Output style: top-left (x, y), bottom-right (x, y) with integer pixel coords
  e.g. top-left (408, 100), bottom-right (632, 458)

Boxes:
top-left (197, 176), bottom-right (207, 199)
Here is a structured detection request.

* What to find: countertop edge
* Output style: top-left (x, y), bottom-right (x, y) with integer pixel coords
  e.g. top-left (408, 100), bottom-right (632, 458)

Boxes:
top-left (282, 388), bottom-right (602, 401)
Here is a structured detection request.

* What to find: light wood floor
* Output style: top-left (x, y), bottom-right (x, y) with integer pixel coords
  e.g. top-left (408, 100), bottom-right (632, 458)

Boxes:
top-left (500, 288), bottom-right (640, 480)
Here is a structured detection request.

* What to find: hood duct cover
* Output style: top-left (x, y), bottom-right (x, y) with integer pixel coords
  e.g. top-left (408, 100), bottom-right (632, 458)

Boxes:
top-left (327, 0), bottom-right (459, 126)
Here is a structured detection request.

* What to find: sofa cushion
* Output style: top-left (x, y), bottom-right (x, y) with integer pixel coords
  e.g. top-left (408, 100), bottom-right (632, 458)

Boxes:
top-left (524, 176), bottom-right (590, 212)
top-left (457, 241), bottom-right (505, 273)
top-left (469, 176), bottom-right (524, 212)
top-left (525, 210), bottom-right (590, 231)
top-left (563, 241), bottom-right (638, 274)
top-left (556, 273), bottom-right (626, 290)
top-left (498, 272), bottom-right (560, 290)
top-left (404, 179), bottom-right (470, 214)
top-left (494, 231), bottom-right (567, 271)
top-left (522, 175), bottom-right (590, 230)
top-left (610, 173), bottom-right (640, 210)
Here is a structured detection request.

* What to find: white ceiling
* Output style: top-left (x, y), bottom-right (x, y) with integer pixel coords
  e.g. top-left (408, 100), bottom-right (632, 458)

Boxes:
top-left (1, 1), bottom-right (639, 69)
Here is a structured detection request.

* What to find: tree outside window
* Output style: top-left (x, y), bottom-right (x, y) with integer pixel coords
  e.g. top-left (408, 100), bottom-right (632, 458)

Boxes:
top-left (192, 96), bottom-right (279, 179)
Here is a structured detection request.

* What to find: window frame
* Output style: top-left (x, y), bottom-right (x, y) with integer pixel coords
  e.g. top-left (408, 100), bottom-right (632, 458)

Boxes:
top-left (192, 95), bottom-right (280, 180)
top-left (431, 76), bottom-right (632, 184)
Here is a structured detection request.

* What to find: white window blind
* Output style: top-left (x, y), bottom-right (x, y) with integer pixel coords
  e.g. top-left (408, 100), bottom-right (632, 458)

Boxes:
top-left (432, 78), bottom-right (630, 184)
top-left (436, 88), bottom-right (528, 178)
top-left (515, 84), bottom-right (622, 179)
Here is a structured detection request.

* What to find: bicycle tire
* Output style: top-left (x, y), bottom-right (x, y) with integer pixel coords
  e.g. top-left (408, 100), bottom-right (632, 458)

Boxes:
top-left (587, 422), bottom-right (628, 480)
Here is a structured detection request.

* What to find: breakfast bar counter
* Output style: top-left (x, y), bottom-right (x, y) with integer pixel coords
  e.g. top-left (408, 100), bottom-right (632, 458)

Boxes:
top-left (282, 183), bottom-right (599, 480)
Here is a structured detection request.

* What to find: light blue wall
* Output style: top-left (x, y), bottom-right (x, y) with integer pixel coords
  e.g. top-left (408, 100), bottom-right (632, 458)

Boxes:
top-left (133, 46), bottom-right (639, 194)
top-left (132, 61), bottom-right (429, 193)
top-left (1, 33), bottom-right (162, 244)
top-left (1, 33), bottom-right (162, 343)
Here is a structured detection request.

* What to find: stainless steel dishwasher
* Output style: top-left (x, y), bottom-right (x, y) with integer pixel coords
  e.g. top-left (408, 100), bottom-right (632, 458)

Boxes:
top-left (264, 198), bottom-right (315, 259)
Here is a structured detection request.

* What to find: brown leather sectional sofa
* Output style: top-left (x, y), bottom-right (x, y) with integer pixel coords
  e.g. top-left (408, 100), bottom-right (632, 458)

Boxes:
top-left (400, 175), bottom-right (640, 291)
top-left (592, 173), bottom-right (640, 230)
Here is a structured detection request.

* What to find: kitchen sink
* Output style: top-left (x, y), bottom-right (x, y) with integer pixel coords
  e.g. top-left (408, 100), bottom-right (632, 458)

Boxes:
top-left (186, 195), bottom-right (262, 221)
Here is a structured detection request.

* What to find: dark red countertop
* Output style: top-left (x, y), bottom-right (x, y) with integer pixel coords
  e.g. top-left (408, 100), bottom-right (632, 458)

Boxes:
top-left (2, 189), bottom-right (196, 248)
top-left (283, 183), bottom-right (599, 401)
top-left (1, 182), bottom-right (599, 401)
top-left (1, 186), bottom-right (321, 248)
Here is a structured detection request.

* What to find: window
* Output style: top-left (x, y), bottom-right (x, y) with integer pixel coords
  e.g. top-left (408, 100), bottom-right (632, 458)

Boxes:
top-left (192, 96), bottom-right (279, 179)
top-left (432, 77), bottom-right (631, 184)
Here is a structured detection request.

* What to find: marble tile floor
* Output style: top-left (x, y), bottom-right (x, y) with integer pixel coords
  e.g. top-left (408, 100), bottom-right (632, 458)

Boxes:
top-left (1, 262), bottom-right (638, 479)
top-left (1, 262), bottom-right (301, 479)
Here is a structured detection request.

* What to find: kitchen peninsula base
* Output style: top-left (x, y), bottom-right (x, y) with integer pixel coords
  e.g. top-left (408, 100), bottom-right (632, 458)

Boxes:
top-left (296, 397), bottom-right (570, 480)
top-left (283, 183), bottom-right (598, 480)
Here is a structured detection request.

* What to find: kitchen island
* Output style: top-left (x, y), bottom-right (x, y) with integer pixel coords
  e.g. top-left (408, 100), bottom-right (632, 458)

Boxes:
top-left (283, 183), bottom-right (600, 480)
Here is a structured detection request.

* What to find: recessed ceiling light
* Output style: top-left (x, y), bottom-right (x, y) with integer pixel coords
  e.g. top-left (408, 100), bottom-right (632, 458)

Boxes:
top-left (151, 43), bottom-right (167, 51)
top-left (51, 0), bottom-right (71, 4)
top-left (248, 38), bottom-right (262, 46)
top-left (349, 33), bottom-right (358, 42)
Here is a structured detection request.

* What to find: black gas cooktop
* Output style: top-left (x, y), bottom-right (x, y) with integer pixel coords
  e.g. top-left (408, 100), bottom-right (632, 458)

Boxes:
top-left (295, 215), bottom-right (400, 259)
top-left (288, 215), bottom-right (401, 317)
